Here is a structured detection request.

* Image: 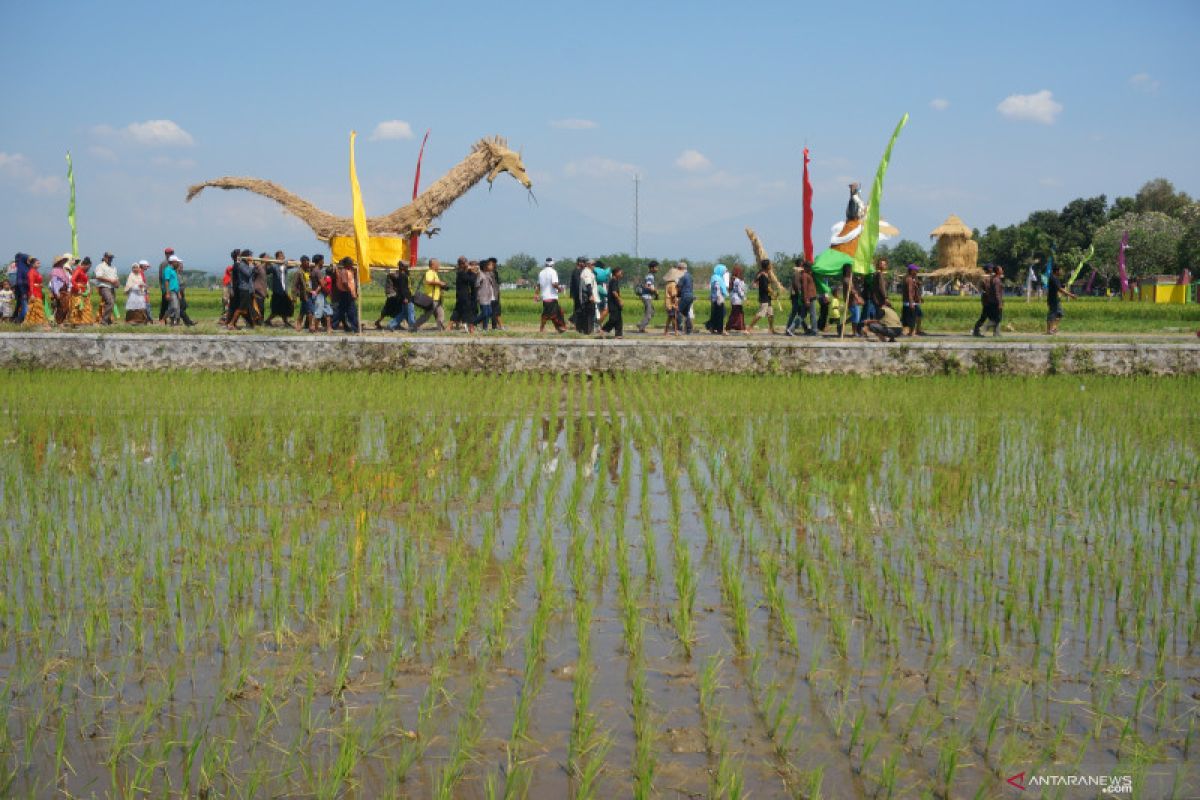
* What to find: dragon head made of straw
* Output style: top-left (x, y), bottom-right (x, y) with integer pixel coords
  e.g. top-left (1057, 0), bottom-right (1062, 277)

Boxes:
top-left (478, 137), bottom-right (532, 189)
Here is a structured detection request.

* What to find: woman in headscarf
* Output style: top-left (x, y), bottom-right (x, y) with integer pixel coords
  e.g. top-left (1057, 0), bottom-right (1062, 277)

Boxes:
top-left (22, 257), bottom-right (48, 326)
top-left (727, 265), bottom-right (747, 333)
top-left (50, 254), bottom-right (72, 324)
top-left (69, 258), bottom-right (96, 325)
top-left (124, 261), bottom-right (151, 324)
top-left (705, 263), bottom-right (729, 335)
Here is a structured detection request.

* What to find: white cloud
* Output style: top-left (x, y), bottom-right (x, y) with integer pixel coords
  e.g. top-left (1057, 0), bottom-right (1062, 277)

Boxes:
top-left (996, 90), bottom-right (1062, 124)
top-left (564, 156), bottom-right (638, 179)
top-left (551, 118), bottom-right (597, 130)
top-left (1128, 72), bottom-right (1160, 94)
top-left (0, 152), bottom-right (33, 177)
top-left (87, 145), bottom-right (117, 162)
top-left (29, 176), bottom-right (64, 196)
top-left (675, 149), bottom-right (712, 172)
top-left (369, 120), bottom-right (414, 141)
top-left (0, 151), bottom-right (63, 195)
top-left (125, 119), bottom-right (195, 146)
top-left (930, 98), bottom-right (950, 111)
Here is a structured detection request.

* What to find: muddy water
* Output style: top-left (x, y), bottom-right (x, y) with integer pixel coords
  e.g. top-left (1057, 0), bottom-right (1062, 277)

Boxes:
top-left (0, 374), bottom-right (1196, 798)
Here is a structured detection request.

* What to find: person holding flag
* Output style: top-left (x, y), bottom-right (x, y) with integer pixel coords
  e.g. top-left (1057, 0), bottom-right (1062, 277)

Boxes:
top-left (1045, 262), bottom-right (1076, 335)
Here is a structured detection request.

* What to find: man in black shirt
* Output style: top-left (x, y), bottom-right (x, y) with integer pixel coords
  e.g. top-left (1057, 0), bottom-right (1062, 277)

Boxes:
top-left (388, 262), bottom-right (416, 331)
top-left (226, 250), bottom-right (257, 329)
top-left (1045, 264), bottom-right (1076, 335)
top-left (747, 259), bottom-right (779, 334)
top-left (569, 257), bottom-right (585, 331)
top-left (599, 265), bottom-right (625, 338)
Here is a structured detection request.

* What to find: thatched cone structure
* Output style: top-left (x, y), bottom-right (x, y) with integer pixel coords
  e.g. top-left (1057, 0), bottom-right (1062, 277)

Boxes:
top-left (928, 214), bottom-right (984, 283)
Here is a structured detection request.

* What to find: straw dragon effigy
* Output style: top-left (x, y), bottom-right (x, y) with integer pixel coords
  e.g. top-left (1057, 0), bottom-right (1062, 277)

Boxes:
top-left (186, 136), bottom-right (532, 265)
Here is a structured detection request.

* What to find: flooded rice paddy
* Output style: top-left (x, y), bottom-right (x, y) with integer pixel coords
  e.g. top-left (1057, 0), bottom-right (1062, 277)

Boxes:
top-left (0, 371), bottom-right (1197, 798)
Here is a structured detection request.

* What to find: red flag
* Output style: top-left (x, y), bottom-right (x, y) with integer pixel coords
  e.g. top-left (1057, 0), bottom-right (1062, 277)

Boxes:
top-left (408, 129), bottom-right (430, 264)
top-left (802, 147), bottom-right (814, 262)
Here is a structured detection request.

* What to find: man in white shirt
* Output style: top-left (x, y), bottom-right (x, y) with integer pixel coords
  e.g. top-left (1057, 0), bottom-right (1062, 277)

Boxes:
top-left (536, 257), bottom-right (566, 333)
top-left (94, 252), bottom-right (120, 325)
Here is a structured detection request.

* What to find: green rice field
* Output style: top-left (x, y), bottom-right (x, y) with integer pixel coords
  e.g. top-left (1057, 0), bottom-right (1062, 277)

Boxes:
top-left (0, 371), bottom-right (1197, 798)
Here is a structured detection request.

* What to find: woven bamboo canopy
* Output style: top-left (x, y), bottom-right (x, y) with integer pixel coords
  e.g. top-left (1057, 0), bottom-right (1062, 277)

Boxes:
top-left (929, 214), bottom-right (984, 281)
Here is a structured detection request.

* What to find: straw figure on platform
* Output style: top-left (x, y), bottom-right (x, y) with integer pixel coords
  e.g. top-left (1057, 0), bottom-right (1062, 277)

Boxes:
top-left (927, 214), bottom-right (984, 292)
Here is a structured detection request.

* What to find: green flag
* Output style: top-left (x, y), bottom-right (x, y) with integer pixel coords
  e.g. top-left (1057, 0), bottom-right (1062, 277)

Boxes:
top-left (853, 113), bottom-right (909, 275)
top-left (1067, 244), bottom-right (1094, 287)
top-left (65, 152), bottom-right (78, 258)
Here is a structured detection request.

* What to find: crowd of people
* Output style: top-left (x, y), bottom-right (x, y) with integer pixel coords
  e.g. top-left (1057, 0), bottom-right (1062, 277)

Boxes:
top-left (547, 256), bottom-right (930, 342)
top-left (2, 248), bottom-right (195, 328)
top-left (2, 248), bottom-right (1086, 339)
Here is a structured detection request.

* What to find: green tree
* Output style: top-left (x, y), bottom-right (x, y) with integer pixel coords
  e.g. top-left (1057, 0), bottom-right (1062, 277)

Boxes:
top-left (1134, 178), bottom-right (1192, 217)
top-left (1108, 195), bottom-right (1137, 220)
top-left (882, 239), bottom-right (928, 269)
top-left (1176, 203), bottom-right (1200, 272)
top-left (499, 252), bottom-right (537, 283)
top-left (1092, 212), bottom-right (1185, 281)
top-left (1057, 195), bottom-right (1108, 251)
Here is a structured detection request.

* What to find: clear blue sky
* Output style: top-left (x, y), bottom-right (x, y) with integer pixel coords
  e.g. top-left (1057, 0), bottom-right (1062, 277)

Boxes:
top-left (2, 0), bottom-right (1197, 272)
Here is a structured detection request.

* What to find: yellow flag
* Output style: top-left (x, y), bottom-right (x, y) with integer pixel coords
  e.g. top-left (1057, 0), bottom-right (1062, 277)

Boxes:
top-left (349, 131), bottom-right (372, 285)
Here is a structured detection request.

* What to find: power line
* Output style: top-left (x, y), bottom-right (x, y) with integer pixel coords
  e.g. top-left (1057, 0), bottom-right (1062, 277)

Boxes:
top-left (633, 173), bottom-right (640, 259)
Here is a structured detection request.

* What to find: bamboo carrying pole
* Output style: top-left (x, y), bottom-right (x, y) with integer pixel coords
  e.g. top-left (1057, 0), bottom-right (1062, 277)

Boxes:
top-left (243, 256), bottom-right (453, 272)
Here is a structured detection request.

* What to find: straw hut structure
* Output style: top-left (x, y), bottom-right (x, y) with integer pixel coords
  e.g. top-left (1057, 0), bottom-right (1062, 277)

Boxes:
top-left (928, 214), bottom-right (984, 283)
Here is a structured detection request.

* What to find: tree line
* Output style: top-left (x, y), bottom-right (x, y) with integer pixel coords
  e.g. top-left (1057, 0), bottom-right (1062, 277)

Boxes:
top-left (499, 178), bottom-right (1197, 289)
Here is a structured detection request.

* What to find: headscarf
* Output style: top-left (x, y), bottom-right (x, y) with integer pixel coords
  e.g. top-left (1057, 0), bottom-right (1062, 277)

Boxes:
top-left (14, 253), bottom-right (29, 288)
top-left (710, 264), bottom-right (729, 298)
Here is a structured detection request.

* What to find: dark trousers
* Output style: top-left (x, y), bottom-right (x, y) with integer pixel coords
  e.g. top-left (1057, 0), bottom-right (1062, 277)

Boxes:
top-left (475, 302), bottom-right (496, 330)
top-left (706, 302), bottom-right (725, 333)
top-left (579, 301), bottom-right (596, 334)
top-left (332, 294), bottom-right (359, 332)
top-left (98, 287), bottom-right (116, 324)
top-left (158, 293), bottom-right (169, 321)
top-left (785, 293), bottom-right (802, 332)
top-left (817, 298), bottom-right (830, 331)
top-left (974, 303), bottom-right (1001, 333)
top-left (12, 285), bottom-right (27, 322)
top-left (601, 302), bottom-right (623, 336)
top-left (678, 298), bottom-right (694, 333)
top-left (178, 288), bottom-right (195, 326)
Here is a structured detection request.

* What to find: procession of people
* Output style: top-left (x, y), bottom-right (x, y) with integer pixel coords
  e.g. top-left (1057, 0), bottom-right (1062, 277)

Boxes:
top-left (3, 245), bottom-right (1109, 341)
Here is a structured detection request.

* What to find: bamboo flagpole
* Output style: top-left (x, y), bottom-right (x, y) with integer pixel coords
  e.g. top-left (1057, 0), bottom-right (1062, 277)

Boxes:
top-left (408, 130), bottom-right (430, 267)
top-left (349, 131), bottom-right (371, 334)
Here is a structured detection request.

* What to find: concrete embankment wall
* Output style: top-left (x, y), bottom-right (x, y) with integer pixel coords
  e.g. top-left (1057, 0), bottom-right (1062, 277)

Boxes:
top-left (2, 333), bottom-right (1198, 376)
